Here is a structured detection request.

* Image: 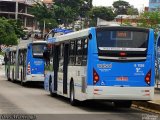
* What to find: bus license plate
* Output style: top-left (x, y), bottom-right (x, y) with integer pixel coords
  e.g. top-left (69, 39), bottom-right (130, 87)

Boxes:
top-left (116, 77), bottom-right (128, 81)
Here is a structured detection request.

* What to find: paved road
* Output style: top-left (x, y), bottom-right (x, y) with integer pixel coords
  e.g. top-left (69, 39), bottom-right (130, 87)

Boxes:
top-left (0, 65), bottom-right (159, 120)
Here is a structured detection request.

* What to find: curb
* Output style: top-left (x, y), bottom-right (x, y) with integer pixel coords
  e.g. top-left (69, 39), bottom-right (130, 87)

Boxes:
top-left (133, 101), bottom-right (160, 113)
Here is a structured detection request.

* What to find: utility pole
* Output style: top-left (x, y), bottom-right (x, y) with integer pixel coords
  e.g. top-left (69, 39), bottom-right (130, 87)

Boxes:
top-left (121, 16), bottom-right (123, 25)
top-left (15, 0), bottom-right (18, 20)
top-left (43, 20), bottom-right (46, 39)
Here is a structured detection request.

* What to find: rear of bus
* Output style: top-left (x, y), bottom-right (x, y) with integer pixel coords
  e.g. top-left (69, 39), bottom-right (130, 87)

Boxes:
top-left (87, 27), bottom-right (155, 101)
top-left (26, 41), bottom-right (46, 82)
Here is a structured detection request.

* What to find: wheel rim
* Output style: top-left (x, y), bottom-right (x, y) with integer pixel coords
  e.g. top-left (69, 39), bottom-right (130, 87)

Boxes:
top-left (49, 82), bottom-right (52, 92)
top-left (70, 86), bottom-right (74, 102)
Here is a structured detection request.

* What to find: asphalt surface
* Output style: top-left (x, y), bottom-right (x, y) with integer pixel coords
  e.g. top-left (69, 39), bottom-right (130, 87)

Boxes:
top-left (0, 65), bottom-right (160, 120)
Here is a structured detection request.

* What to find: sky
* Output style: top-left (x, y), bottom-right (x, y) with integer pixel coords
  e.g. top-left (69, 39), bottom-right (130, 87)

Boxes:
top-left (92, 0), bottom-right (149, 11)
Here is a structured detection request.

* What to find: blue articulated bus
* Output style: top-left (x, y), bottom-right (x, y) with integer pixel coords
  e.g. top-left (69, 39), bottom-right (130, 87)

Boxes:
top-left (44, 26), bottom-right (155, 107)
top-left (5, 40), bottom-right (47, 86)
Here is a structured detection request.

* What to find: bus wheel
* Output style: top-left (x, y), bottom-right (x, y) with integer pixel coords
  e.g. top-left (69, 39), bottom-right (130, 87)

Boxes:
top-left (12, 69), bottom-right (15, 83)
top-left (21, 70), bottom-right (25, 86)
top-left (7, 69), bottom-right (10, 81)
top-left (49, 77), bottom-right (56, 97)
top-left (70, 81), bottom-right (77, 106)
top-left (114, 101), bottom-right (132, 108)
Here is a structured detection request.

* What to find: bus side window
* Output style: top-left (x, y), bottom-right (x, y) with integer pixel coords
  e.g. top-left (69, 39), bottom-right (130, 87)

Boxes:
top-left (58, 44), bottom-right (64, 72)
top-left (12, 52), bottom-right (16, 64)
top-left (19, 51), bottom-right (22, 65)
top-left (69, 41), bottom-right (76, 65)
top-left (81, 38), bottom-right (88, 66)
top-left (68, 38), bottom-right (88, 66)
top-left (76, 40), bottom-right (82, 65)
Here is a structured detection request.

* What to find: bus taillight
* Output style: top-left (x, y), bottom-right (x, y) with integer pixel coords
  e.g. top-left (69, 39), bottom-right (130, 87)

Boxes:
top-left (119, 52), bottom-right (126, 56)
top-left (93, 69), bottom-right (99, 85)
top-left (27, 62), bottom-right (31, 75)
top-left (145, 70), bottom-right (151, 85)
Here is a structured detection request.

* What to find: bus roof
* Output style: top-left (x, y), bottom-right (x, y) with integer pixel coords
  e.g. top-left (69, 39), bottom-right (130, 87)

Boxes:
top-left (9, 46), bottom-right (17, 51)
top-left (55, 28), bottom-right (90, 43)
top-left (18, 40), bottom-right (46, 49)
top-left (18, 40), bottom-right (32, 49)
top-left (32, 41), bottom-right (47, 44)
top-left (49, 26), bottom-right (150, 44)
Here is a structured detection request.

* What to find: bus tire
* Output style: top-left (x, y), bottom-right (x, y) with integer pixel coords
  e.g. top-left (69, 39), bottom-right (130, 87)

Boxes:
top-left (7, 69), bottom-right (10, 81)
top-left (12, 69), bottom-right (15, 83)
top-left (49, 76), bottom-right (56, 97)
top-left (21, 70), bottom-right (25, 86)
top-left (114, 100), bottom-right (132, 108)
top-left (70, 81), bottom-right (77, 106)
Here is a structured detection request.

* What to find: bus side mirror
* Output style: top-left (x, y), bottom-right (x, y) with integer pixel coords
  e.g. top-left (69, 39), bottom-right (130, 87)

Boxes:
top-left (88, 34), bottom-right (92, 40)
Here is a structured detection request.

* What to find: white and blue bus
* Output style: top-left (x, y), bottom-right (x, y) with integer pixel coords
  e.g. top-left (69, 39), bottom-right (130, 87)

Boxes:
top-left (5, 40), bottom-right (47, 86)
top-left (44, 26), bottom-right (155, 107)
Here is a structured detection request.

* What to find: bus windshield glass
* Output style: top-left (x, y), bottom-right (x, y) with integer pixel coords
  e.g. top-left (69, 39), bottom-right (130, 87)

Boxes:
top-left (96, 29), bottom-right (149, 51)
top-left (32, 43), bottom-right (46, 58)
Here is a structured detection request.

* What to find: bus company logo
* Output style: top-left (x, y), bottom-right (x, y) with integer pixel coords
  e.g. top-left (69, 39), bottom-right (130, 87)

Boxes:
top-left (136, 68), bottom-right (141, 72)
top-left (34, 61), bottom-right (43, 65)
top-left (97, 63), bottom-right (112, 69)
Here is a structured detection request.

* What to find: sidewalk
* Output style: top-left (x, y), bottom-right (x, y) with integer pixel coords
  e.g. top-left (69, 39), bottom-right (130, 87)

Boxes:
top-left (133, 88), bottom-right (160, 113)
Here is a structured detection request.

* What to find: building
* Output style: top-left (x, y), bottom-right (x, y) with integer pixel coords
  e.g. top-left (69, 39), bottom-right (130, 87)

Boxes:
top-left (149, 0), bottom-right (160, 11)
top-left (0, 0), bottom-right (43, 31)
top-left (115, 15), bottom-right (139, 26)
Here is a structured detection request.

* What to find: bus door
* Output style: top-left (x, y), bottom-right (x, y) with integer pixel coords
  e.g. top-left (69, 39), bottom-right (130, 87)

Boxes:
top-left (57, 43), bottom-right (68, 94)
top-left (63, 44), bottom-right (69, 94)
top-left (53, 45), bottom-right (60, 91)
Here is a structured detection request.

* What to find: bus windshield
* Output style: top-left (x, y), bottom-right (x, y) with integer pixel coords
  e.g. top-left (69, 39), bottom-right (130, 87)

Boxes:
top-left (96, 29), bottom-right (149, 51)
top-left (32, 43), bottom-right (46, 58)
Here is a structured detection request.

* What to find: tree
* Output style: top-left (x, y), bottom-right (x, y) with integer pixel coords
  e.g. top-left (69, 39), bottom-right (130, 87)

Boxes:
top-left (138, 11), bottom-right (160, 39)
top-left (127, 6), bottom-right (139, 15)
top-left (8, 19), bottom-right (25, 38)
top-left (0, 18), bottom-right (18, 52)
top-left (39, 19), bottom-right (58, 32)
top-left (29, 2), bottom-right (58, 31)
top-left (54, 0), bottom-right (92, 27)
top-left (138, 11), bottom-right (160, 29)
top-left (113, 0), bottom-right (131, 15)
top-left (53, 4), bottom-right (77, 27)
top-left (88, 7), bottom-right (115, 26)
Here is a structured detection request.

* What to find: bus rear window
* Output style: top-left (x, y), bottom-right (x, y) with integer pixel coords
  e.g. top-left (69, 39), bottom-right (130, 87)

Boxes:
top-left (32, 44), bottom-right (46, 58)
top-left (96, 30), bottom-right (149, 49)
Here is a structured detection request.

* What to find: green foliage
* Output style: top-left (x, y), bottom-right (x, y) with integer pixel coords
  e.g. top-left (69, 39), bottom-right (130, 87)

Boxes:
top-left (138, 11), bottom-right (160, 41)
top-left (127, 6), bottom-right (139, 15)
top-left (45, 65), bottom-right (53, 71)
top-left (54, 4), bottom-right (77, 26)
top-left (0, 18), bottom-right (18, 46)
top-left (29, 0), bottom-right (92, 29)
top-left (39, 19), bottom-right (58, 32)
top-left (54, 0), bottom-right (92, 26)
top-left (29, 2), bottom-right (57, 30)
top-left (89, 7), bottom-right (115, 21)
top-left (29, 2), bottom-right (55, 20)
top-left (88, 7), bottom-right (115, 26)
top-left (8, 19), bottom-right (25, 38)
top-left (138, 11), bottom-right (160, 29)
